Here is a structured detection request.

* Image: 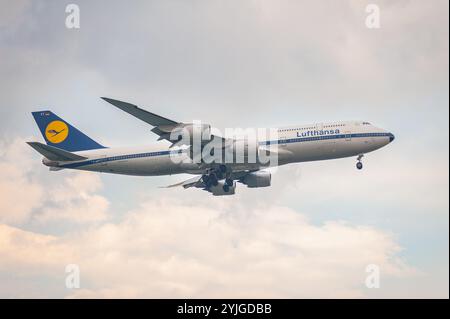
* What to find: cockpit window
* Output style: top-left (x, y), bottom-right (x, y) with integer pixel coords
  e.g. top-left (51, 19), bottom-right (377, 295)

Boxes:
top-left (362, 122), bottom-right (371, 125)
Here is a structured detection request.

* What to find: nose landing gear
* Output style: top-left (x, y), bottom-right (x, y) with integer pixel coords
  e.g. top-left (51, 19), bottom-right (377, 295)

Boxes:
top-left (356, 154), bottom-right (364, 170)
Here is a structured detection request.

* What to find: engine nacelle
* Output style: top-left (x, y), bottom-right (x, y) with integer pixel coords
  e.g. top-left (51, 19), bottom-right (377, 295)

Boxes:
top-left (42, 158), bottom-right (59, 167)
top-left (210, 180), bottom-right (236, 196)
top-left (171, 123), bottom-right (211, 143)
top-left (241, 171), bottom-right (271, 188)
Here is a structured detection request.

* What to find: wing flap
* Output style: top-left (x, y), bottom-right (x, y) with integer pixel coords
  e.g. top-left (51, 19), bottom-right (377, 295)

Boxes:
top-left (162, 175), bottom-right (204, 189)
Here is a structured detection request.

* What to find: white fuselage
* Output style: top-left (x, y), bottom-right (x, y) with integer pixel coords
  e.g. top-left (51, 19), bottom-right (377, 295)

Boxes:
top-left (56, 121), bottom-right (394, 176)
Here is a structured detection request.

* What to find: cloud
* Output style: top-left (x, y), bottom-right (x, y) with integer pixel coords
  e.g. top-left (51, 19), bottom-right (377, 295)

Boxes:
top-left (0, 224), bottom-right (69, 271)
top-left (271, 153), bottom-right (449, 215)
top-left (0, 138), bottom-right (420, 298)
top-left (0, 198), bottom-right (418, 298)
top-left (0, 138), bottom-right (45, 224)
top-left (0, 0), bottom-right (448, 135)
top-left (0, 138), bottom-right (109, 225)
top-left (0, 137), bottom-right (444, 298)
top-left (0, 0), bottom-right (447, 298)
top-left (37, 172), bottom-right (109, 224)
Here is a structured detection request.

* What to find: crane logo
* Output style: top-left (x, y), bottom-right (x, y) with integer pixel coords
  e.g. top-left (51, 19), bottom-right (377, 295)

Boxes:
top-left (45, 121), bottom-right (69, 144)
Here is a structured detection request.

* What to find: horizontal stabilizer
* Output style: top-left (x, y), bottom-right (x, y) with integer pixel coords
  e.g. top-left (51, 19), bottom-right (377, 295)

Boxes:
top-left (27, 142), bottom-right (87, 161)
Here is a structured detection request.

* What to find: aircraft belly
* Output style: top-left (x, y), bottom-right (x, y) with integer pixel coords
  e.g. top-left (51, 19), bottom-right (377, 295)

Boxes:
top-left (286, 137), bottom-right (388, 163)
top-left (90, 156), bottom-right (184, 176)
top-left (286, 140), bottom-right (337, 162)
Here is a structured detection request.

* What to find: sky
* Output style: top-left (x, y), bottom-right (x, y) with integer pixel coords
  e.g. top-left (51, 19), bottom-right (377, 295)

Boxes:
top-left (0, 0), bottom-right (448, 298)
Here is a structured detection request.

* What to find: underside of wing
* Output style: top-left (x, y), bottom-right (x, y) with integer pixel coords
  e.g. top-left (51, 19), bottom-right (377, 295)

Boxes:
top-left (162, 175), bottom-right (204, 189)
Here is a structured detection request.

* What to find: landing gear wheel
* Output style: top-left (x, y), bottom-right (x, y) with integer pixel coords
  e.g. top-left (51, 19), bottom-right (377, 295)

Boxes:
top-left (356, 154), bottom-right (364, 170)
top-left (225, 178), bottom-right (233, 186)
top-left (223, 184), bottom-right (230, 193)
top-left (211, 174), bottom-right (219, 187)
top-left (203, 174), bottom-right (219, 187)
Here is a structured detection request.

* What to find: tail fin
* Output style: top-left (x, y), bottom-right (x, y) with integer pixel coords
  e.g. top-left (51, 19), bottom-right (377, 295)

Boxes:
top-left (31, 111), bottom-right (105, 152)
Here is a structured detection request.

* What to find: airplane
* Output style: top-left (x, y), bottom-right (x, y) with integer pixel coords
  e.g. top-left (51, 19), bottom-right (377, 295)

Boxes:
top-left (28, 98), bottom-right (395, 196)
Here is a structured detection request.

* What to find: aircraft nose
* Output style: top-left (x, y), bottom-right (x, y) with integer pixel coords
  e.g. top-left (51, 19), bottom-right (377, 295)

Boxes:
top-left (388, 132), bottom-right (395, 143)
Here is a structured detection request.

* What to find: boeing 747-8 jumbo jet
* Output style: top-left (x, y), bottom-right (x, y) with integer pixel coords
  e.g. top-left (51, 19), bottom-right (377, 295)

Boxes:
top-left (28, 98), bottom-right (395, 196)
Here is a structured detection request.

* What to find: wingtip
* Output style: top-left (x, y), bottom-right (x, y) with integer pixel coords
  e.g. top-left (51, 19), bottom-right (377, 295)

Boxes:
top-left (101, 97), bottom-right (121, 103)
top-left (101, 97), bottom-right (129, 107)
top-left (101, 97), bottom-right (142, 111)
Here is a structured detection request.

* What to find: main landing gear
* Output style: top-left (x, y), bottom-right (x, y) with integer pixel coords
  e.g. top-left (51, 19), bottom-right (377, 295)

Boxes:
top-left (203, 165), bottom-right (234, 192)
top-left (223, 178), bottom-right (233, 192)
top-left (356, 154), bottom-right (364, 170)
top-left (202, 173), bottom-right (219, 188)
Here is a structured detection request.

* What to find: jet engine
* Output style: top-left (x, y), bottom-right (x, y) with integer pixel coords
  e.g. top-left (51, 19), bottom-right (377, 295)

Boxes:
top-left (241, 170), bottom-right (271, 188)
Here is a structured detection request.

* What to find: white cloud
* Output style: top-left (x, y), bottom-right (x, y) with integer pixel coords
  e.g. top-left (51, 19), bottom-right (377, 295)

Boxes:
top-left (38, 172), bottom-right (109, 223)
top-left (0, 224), bottom-right (69, 271)
top-left (0, 198), bottom-right (419, 298)
top-left (269, 153), bottom-right (449, 214)
top-left (0, 0), bottom-right (447, 298)
top-left (0, 137), bottom-right (443, 298)
top-left (0, 138), bottom-right (44, 224)
top-left (0, 138), bottom-right (109, 225)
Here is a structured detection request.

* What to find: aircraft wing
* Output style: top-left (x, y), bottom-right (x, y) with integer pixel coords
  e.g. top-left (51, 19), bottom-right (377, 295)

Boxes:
top-left (101, 97), bottom-right (179, 127)
top-left (101, 97), bottom-right (230, 146)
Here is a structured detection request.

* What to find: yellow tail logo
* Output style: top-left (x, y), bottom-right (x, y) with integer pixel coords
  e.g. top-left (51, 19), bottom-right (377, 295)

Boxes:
top-left (45, 121), bottom-right (69, 144)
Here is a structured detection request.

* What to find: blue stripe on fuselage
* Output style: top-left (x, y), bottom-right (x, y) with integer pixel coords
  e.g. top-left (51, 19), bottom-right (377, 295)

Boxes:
top-left (59, 132), bottom-right (391, 169)
top-left (262, 132), bottom-right (391, 145)
top-left (60, 149), bottom-right (184, 169)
